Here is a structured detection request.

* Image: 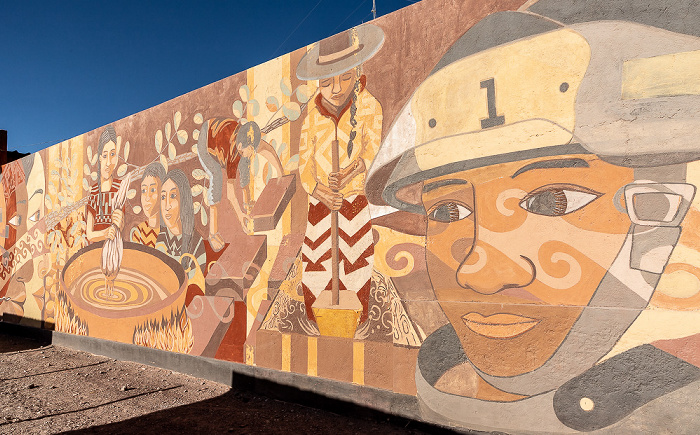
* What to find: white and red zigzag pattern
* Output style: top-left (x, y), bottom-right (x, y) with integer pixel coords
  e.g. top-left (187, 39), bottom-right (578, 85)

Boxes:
top-left (301, 194), bottom-right (374, 298)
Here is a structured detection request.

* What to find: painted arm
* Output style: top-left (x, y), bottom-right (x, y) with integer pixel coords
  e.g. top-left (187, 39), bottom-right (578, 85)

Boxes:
top-left (86, 212), bottom-right (109, 243)
top-left (227, 179), bottom-right (251, 233)
top-left (257, 140), bottom-right (284, 176)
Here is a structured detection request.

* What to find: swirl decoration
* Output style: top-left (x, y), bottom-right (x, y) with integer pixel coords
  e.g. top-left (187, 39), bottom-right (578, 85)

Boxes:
top-left (259, 284), bottom-right (320, 336)
top-left (378, 243), bottom-right (420, 277)
top-left (354, 269), bottom-right (393, 341)
top-left (536, 241), bottom-right (584, 291)
top-left (0, 228), bottom-right (47, 283)
top-left (186, 295), bottom-right (236, 322)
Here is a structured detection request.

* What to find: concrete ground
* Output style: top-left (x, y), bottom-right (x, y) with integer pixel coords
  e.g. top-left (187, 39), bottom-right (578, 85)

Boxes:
top-left (0, 329), bottom-right (456, 434)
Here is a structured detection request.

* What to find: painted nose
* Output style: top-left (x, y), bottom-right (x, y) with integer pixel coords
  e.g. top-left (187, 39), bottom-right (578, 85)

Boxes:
top-left (456, 234), bottom-right (535, 294)
top-left (331, 76), bottom-right (342, 94)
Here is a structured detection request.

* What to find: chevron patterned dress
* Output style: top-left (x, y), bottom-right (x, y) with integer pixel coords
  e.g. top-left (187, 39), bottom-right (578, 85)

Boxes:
top-left (298, 78), bottom-right (382, 322)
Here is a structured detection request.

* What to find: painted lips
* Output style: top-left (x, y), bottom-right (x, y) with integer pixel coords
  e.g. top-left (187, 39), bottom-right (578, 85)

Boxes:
top-left (462, 312), bottom-right (540, 339)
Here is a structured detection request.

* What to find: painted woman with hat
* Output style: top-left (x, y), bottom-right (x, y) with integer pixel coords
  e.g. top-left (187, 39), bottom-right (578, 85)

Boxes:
top-left (296, 24), bottom-right (384, 328)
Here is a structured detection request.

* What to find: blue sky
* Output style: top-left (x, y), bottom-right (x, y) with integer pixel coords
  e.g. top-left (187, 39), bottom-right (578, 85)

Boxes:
top-left (0, 0), bottom-right (414, 153)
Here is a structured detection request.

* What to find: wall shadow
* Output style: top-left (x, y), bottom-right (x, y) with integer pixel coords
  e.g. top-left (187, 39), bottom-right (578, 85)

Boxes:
top-left (62, 385), bottom-right (463, 435)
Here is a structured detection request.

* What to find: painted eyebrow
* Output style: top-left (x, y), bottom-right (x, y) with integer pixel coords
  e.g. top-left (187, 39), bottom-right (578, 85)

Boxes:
top-left (423, 179), bottom-right (468, 193)
top-left (29, 189), bottom-right (43, 200)
top-left (511, 158), bottom-right (590, 178)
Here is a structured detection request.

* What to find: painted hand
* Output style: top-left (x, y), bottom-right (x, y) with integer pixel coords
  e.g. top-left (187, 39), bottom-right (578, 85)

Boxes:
top-left (314, 184), bottom-right (343, 211)
top-left (111, 209), bottom-right (124, 229)
top-left (328, 159), bottom-right (364, 191)
top-left (106, 226), bottom-right (116, 241)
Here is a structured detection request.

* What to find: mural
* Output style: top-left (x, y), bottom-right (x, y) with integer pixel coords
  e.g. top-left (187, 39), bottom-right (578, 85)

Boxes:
top-left (3, 0), bottom-right (700, 432)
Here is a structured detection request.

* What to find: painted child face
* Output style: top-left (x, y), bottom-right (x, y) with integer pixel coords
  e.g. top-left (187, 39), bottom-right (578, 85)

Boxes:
top-left (320, 68), bottom-right (358, 109)
top-left (160, 179), bottom-right (181, 234)
top-left (141, 176), bottom-right (160, 219)
top-left (100, 140), bottom-right (118, 181)
top-left (421, 155), bottom-right (635, 377)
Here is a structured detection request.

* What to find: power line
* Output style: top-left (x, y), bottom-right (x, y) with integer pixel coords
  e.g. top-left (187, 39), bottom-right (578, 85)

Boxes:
top-left (271, 0), bottom-right (326, 58)
top-left (333, 0), bottom-right (371, 33)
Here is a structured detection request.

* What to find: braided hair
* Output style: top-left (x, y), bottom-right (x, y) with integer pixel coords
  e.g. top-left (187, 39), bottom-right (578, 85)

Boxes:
top-left (346, 66), bottom-right (362, 157)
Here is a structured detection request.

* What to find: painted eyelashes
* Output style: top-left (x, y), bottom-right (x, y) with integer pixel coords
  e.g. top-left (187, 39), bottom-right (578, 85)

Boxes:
top-left (520, 184), bottom-right (601, 217)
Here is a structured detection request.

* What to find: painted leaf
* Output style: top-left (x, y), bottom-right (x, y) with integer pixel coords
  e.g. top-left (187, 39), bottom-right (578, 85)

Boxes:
top-left (191, 184), bottom-right (204, 197)
top-left (117, 136), bottom-right (122, 150)
top-left (248, 99), bottom-right (260, 117)
top-left (57, 193), bottom-right (65, 203)
top-left (193, 113), bottom-right (204, 124)
top-left (174, 111), bottom-right (182, 130)
top-left (84, 164), bottom-right (91, 175)
top-left (192, 168), bottom-right (206, 180)
top-left (82, 178), bottom-right (89, 192)
top-left (160, 154), bottom-right (169, 173)
top-left (87, 146), bottom-right (93, 164)
top-left (66, 186), bottom-right (75, 196)
top-left (54, 159), bottom-right (63, 168)
top-left (45, 197), bottom-right (53, 211)
top-left (266, 96), bottom-right (279, 112)
top-left (276, 142), bottom-right (287, 156)
top-left (91, 154), bottom-right (98, 166)
top-left (192, 129), bottom-right (200, 141)
top-left (127, 189), bottom-right (137, 200)
top-left (263, 162), bottom-right (271, 184)
top-left (91, 171), bottom-right (98, 181)
top-left (203, 190), bottom-right (210, 207)
top-left (65, 157), bottom-right (71, 168)
top-left (282, 102), bottom-right (301, 121)
top-left (239, 85), bottom-right (250, 103)
top-left (117, 164), bottom-right (128, 177)
top-left (193, 202), bottom-right (201, 214)
top-left (285, 154), bottom-right (300, 171)
top-left (280, 78), bottom-right (292, 97)
top-left (296, 84), bottom-right (312, 104)
top-left (232, 100), bottom-right (243, 119)
top-left (48, 182), bottom-right (57, 196)
top-left (168, 142), bottom-right (176, 160)
top-left (165, 122), bottom-right (172, 140)
top-left (191, 144), bottom-right (198, 154)
top-left (155, 130), bottom-right (163, 153)
top-left (201, 208), bottom-right (208, 226)
top-left (124, 141), bottom-right (130, 161)
top-left (177, 129), bottom-right (188, 145)
top-left (133, 205), bottom-right (142, 215)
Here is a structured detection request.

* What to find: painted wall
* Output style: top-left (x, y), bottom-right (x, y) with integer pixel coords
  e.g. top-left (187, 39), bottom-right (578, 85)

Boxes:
top-left (3, 0), bottom-right (700, 432)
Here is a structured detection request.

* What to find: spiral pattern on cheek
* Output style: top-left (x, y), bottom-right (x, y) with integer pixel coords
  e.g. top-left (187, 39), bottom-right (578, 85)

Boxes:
top-left (536, 242), bottom-right (584, 290)
top-left (496, 189), bottom-right (527, 217)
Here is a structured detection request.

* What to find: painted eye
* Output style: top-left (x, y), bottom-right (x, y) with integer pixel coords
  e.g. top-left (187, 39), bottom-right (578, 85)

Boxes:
top-left (520, 185), bottom-right (601, 216)
top-left (428, 202), bottom-right (472, 223)
top-left (8, 215), bottom-right (20, 227)
top-left (28, 211), bottom-right (40, 223)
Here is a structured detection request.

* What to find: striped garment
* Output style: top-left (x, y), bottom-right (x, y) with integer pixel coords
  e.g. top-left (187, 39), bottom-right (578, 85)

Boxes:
top-left (86, 178), bottom-right (122, 232)
top-left (130, 221), bottom-right (159, 248)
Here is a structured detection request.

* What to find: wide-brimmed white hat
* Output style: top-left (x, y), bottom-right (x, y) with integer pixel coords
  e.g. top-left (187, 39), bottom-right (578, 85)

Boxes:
top-left (296, 23), bottom-right (385, 81)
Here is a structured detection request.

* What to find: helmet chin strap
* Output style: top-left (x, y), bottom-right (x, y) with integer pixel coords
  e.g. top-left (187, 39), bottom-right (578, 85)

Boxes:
top-left (473, 167), bottom-right (696, 397)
